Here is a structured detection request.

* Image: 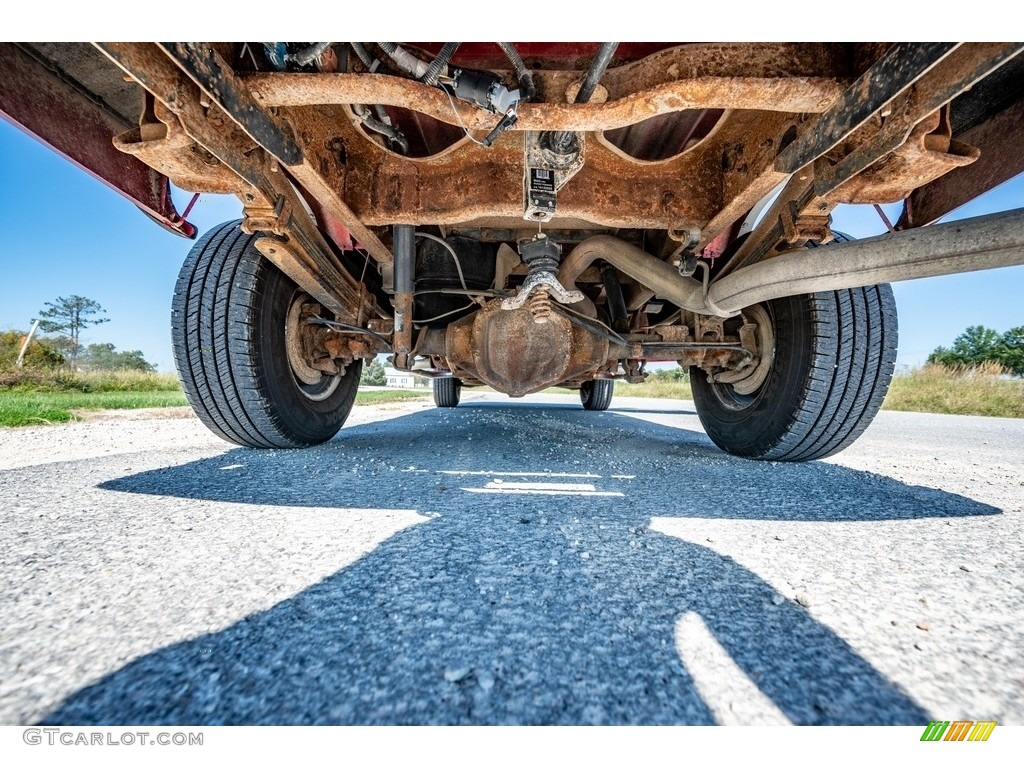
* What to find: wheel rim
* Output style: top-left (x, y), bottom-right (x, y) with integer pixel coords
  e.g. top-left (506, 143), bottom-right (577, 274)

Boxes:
top-left (706, 303), bottom-right (776, 411)
top-left (284, 291), bottom-right (343, 402)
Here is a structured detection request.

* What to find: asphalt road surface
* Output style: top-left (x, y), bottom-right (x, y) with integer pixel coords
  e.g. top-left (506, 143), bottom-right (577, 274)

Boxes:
top-left (1, 393), bottom-right (1022, 725)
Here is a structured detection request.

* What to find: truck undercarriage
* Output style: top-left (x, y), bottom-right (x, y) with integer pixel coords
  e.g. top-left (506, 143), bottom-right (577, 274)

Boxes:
top-left (3, 42), bottom-right (1023, 460)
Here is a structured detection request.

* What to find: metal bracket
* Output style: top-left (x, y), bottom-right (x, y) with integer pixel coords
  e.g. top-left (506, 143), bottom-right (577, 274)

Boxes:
top-left (242, 195), bottom-right (292, 236)
top-left (669, 226), bottom-right (702, 276)
top-left (501, 270), bottom-right (585, 311)
top-left (778, 200), bottom-right (831, 245)
top-left (158, 42), bottom-right (304, 166)
top-left (523, 130), bottom-right (585, 223)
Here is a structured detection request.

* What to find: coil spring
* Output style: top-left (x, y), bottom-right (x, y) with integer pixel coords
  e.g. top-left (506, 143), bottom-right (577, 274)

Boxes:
top-left (528, 289), bottom-right (553, 324)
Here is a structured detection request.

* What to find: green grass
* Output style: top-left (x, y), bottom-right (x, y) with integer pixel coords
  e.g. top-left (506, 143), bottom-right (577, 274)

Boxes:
top-left (610, 364), bottom-right (1023, 419)
top-left (883, 363), bottom-right (1024, 419)
top-left (0, 369), bottom-right (188, 426)
top-left (615, 379), bottom-right (693, 400)
top-left (0, 368), bottom-right (182, 393)
top-left (0, 390), bottom-right (189, 426)
top-left (0, 375), bottom-right (430, 427)
top-left (354, 389), bottom-right (430, 405)
top-left (4, 363), bottom-right (1020, 427)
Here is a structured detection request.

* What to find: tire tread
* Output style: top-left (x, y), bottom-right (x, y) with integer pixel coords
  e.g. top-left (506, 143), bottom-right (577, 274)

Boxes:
top-left (692, 283), bottom-right (897, 462)
top-left (171, 221), bottom-right (357, 448)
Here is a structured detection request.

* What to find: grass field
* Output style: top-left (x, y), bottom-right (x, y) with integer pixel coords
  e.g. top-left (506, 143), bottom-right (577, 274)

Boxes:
top-left (617, 378), bottom-right (694, 400)
top-left (1, 364), bottom-right (1020, 427)
top-left (0, 390), bottom-right (190, 426)
top-left (0, 369), bottom-right (182, 393)
top-left (883, 363), bottom-right (1024, 419)
top-left (0, 370), bottom-right (186, 426)
top-left (354, 389), bottom-right (430, 405)
top-left (610, 364), bottom-right (1023, 419)
top-left (0, 369), bottom-right (431, 427)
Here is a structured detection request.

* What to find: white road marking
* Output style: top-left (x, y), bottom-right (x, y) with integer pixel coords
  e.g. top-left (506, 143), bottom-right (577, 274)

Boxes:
top-left (463, 480), bottom-right (624, 497)
top-left (440, 470), bottom-right (605, 479)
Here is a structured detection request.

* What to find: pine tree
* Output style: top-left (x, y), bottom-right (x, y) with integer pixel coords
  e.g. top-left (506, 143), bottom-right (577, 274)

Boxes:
top-left (35, 295), bottom-right (109, 368)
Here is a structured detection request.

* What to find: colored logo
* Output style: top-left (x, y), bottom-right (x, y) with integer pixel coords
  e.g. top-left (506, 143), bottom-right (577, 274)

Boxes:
top-left (920, 720), bottom-right (997, 741)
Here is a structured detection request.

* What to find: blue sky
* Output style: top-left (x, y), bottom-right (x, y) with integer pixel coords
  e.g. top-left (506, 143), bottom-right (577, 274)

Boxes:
top-left (1, 116), bottom-right (1022, 373)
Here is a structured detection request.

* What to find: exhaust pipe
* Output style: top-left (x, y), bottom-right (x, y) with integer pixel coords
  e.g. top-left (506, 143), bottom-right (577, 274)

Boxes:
top-left (559, 208), bottom-right (1024, 316)
top-left (558, 235), bottom-right (706, 310)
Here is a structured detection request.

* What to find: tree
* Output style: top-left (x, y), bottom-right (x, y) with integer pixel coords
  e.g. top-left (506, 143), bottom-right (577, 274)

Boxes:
top-left (927, 325), bottom-right (1002, 368)
top-left (928, 324), bottom-right (1024, 376)
top-left (35, 295), bottom-right (109, 368)
top-left (80, 343), bottom-right (155, 372)
top-left (997, 326), bottom-right (1024, 376)
top-left (360, 358), bottom-right (387, 386)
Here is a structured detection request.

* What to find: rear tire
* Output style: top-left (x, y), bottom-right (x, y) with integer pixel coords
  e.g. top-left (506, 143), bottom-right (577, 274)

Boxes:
top-left (433, 377), bottom-right (462, 407)
top-left (171, 220), bottom-right (361, 448)
top-left (691, 284), bottom-right (897, 461)
top-left (580, 379), bottom-right (614, 411)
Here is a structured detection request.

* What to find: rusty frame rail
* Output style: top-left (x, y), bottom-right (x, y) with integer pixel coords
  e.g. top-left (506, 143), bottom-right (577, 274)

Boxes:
top-left (775, 42), bottom-right (960, 173)
top-left (716, 42), bottom-right (1024, 277)
top-left (94, 42), bottom-right (373, 321)
top-left (0, 43), bottom-right (197, 239)
top-left (149, 41), bottom-right (393, 268)
top-left (158, 42), bottom-right (304, 165)
top-left (812, 42), bottom-right (1024, 198)
top-left (245, 72), bottom-right (845, 134)
top-left (900, 97), bottom-right (1024, 227)
top-left (245, 42), bottom-right (849, 133)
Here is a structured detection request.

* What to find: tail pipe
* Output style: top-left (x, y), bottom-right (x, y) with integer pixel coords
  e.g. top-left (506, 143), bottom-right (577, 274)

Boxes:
top-left (558, 208), bottom-right (1024, 317)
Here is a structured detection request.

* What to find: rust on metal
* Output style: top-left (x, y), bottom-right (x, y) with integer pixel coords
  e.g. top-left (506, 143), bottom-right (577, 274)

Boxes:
top-left (86, 43), bottom-right (864, 253)
top-left (75, 39), bottom-right (1024, 380)
top-left (246, 72), bottom-right (846, 132)
top-left (321, 333), bottom-right (380, 361)
top-left (0, 43), bottom-right (197, 238)
top-left (112, 98), bottom-right (247, 195)
top-left (827, 110), bottom-right (978, 204)
top-left (900, 97), bottom-right (1024, 227)
top-left (812, 43), bottom-right (1021, 199)
top-left (445, 299), bottom-right (610, 397)
top-left (253, 237), bottom-right (359, 320)
top-left (774, 42), bottom-right (962, 173)
top-left (94, 43), bottom-right (377, 321)
top-left (157, 42), bottom-right (304, 165)
top-left (249, 42), bottom-right (848, 120)
top-left (309, 102), bottom-right (797, 230)
top-left (152, 42), bottom-right (395, 267)
top-left (711, 43), bottom-right (1023, 276)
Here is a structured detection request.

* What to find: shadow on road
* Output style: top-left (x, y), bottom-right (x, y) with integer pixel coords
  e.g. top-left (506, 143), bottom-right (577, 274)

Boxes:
top-left (42, 403), bottom-right (998, 724)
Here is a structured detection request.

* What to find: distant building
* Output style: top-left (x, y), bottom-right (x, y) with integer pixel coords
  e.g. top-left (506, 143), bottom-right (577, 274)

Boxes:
top-left (382, 366), bottom-right (427, 389)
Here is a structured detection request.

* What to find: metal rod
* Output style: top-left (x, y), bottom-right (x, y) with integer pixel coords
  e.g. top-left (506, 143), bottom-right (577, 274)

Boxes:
top-left (560, 209), bottom-right (1024, 317)
top-left (547, 42), bottom-right (618, 154)
top-left (575, 42), bottom-right (618, 106)
top-left (708, 207), bottom-right (1024, 314)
